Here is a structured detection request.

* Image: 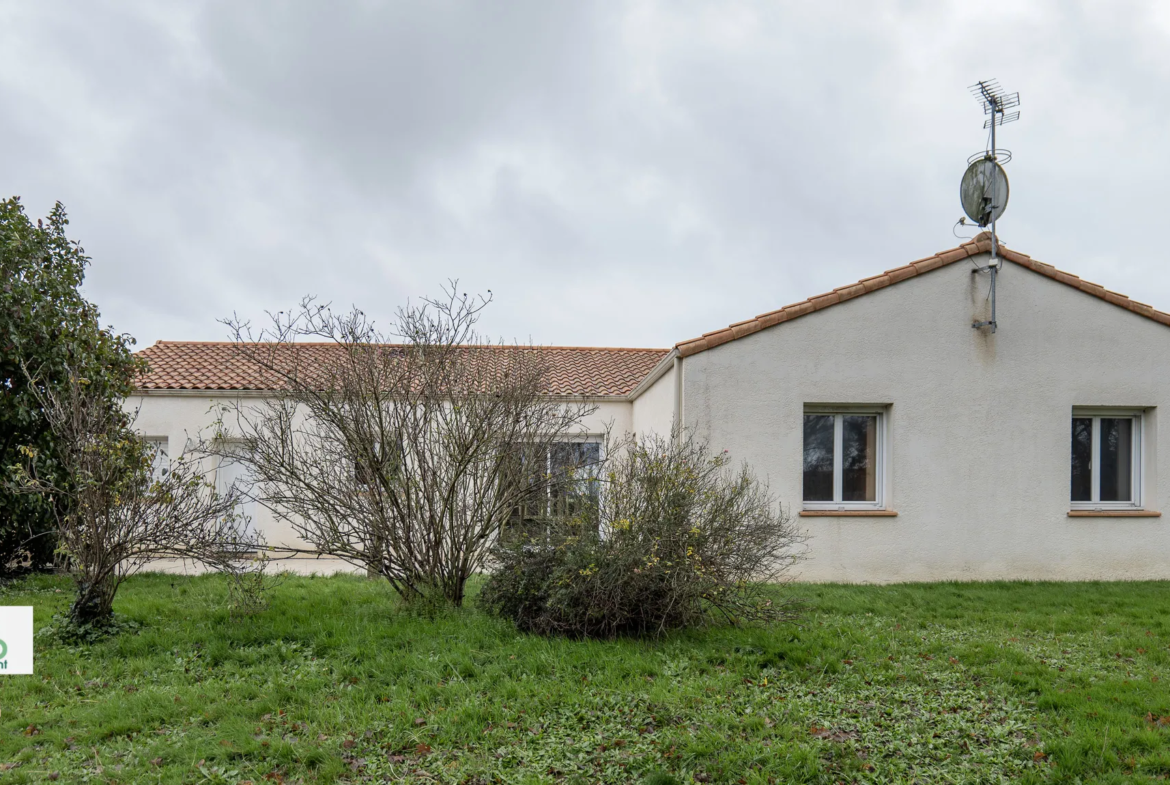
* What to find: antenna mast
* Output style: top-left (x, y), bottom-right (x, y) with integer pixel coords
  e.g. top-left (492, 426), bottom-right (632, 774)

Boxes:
top-left (964, 79), bottom-right (1020, 333)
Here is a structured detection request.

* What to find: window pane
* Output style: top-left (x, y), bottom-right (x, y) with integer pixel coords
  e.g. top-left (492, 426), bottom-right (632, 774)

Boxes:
top-left (842, 415), bottom-right (878, 502)
top-left (803, 415), bottom-right (834, 501)
top-left (550, 442), bottom-right (601, 514)
top-left (1099, 418), bottom-right (1133, 502)
top-left (503, 443), bottom-right (549, 529)
top-left (355, 438), bottom-right (405, 489)
top-left (1070, 418), bottom-right (1092, 502)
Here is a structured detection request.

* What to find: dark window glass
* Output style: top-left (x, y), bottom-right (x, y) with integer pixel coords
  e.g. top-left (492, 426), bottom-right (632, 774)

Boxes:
top-left (1099, 418), bottom-right (1133, 502)
top-left (505, 442), bottom-right (601, 533)
top-left (803, 415), bottom-right (834, 501)
top-left (503, 443), bottom-right (550, 531)
top-left (354, 439), bottom-right (403, 490)
top-left (842, 415), bottom-right (878, 502)
top-left (1071, 418), bottom-right (1092, 502)
top-left (550, 442), bottom-right (601, 515)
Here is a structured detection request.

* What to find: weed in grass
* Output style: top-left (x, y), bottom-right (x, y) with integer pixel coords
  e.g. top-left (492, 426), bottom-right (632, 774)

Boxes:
top-left (2, 574), bottom-right (1170, 783)
top-left (643, 773), bottom-right (682, 785)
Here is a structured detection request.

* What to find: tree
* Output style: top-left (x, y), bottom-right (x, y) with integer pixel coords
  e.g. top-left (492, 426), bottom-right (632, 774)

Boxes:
top-left (215, 285), bottom-right (593, 606)
top-left (480, 430), bottom-right (807, 638)
top-left (11, 366), bottom-right (259, 627)
top-left (0, 197), bottom-right (141, 574)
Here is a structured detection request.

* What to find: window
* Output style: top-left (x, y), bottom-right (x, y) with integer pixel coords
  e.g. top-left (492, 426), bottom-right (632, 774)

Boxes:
top-left (1071, 410), bottom-right (1142, 509)
top-left (803, 408), bottom-right (884, 510)
top-left (354, 439), bottom-right (404, 491)
top-left (216, 447), bottom-right (257, 546)
top-left (507, 441), bottom-right (602, 530)
top-left (145, 437), bottom-right (169, 482)
top-left (549, 442), bottom-right (602, 515)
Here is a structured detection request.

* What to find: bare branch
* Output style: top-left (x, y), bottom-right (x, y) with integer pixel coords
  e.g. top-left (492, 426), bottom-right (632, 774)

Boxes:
top-left (10, 363), bottom-right (263, 626)
top-left (211, 282), bottom-right (594, 606)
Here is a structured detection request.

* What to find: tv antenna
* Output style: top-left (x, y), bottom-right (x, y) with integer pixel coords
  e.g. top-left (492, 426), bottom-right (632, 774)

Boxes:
top-left (962, 79), bottom-right (1020, 333)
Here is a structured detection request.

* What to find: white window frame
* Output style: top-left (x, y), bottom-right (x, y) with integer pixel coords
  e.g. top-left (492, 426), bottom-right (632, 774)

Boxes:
top-left (1070, 408), bottom-right (1144, 511)
top-left (803, 405), bottom-right (886, 511)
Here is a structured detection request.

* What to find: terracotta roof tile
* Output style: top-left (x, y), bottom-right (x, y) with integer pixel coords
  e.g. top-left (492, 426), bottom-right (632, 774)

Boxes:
top-left (136, 342), bottom-right (669, 398)
top-left (137, 238), bottom-right (1170, 388)
top-left (675, 235), bottom-right (1170, 357)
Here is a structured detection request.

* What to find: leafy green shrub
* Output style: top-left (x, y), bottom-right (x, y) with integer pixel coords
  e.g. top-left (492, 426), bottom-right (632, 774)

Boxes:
top-left (1, 197), bottom-right (142, 576)
top-left (480, 431), bottom-right (805, 637)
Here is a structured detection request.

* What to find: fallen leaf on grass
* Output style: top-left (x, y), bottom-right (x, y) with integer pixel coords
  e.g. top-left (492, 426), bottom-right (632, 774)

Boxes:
top-left (810, 725), bottom-right (859, 743)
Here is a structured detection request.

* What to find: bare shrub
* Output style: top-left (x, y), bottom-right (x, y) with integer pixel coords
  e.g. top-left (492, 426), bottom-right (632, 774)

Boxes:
top-left (480, 430), bottom-right (806, 637)
top-left (215, 284), bottom-right (593, 607)
top-left (224, 553), bottom-right (286, 618)
top-left (10, 367), bottom-right (261, 627)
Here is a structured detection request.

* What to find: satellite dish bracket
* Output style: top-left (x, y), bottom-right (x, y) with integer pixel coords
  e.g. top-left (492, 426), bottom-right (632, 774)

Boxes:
top-left (963, 79), bottom-right (1020, 334)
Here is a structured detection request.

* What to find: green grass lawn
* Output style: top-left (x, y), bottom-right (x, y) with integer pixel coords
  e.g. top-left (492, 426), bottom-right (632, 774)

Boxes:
top-left (2, 575), bottom-right (1169, 784)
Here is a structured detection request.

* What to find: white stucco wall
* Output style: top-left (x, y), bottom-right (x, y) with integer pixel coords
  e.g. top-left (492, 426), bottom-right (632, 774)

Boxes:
top-left (682, 253), bottom-right (1170, 582)
top-left (631, 363), bottom-right (677, 438)
top-left (124, 392), bottom-right (336, 568)
top-left (125, 391), bottom-right (635, 567)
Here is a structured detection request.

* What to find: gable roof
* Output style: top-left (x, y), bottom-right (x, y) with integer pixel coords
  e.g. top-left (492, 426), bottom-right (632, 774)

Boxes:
top-left (674, 234), bottom-right (1170, 357)
top-left (135, 342), bottom-right (669, 398)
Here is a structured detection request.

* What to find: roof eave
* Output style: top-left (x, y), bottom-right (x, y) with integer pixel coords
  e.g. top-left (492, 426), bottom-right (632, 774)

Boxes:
top-left (674, 235), bottom-right (1170, 358)
top-left (626, 348), bottom-right (679, 401)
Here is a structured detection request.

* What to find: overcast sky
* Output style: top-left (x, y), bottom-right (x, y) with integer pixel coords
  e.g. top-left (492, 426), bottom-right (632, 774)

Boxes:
top-left (3, 1), bottom-right (1169, 350)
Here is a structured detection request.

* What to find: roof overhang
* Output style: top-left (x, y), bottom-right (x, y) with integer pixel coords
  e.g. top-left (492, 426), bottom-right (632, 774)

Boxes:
top-left (673, 234), bottom-right (1170, 358)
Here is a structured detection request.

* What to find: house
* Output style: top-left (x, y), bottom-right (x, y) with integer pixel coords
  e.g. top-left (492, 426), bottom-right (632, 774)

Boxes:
top-left (129, 234), bottom-right (1170, 581)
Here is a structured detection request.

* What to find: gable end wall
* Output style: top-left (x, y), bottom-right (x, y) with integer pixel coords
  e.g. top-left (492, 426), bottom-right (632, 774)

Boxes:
top-left (682, 252), bottom-right (1170, 581)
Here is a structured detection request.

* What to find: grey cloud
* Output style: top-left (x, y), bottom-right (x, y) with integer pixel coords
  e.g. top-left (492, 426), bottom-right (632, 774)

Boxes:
top-left (2, 1), bottom-right (1169, 351)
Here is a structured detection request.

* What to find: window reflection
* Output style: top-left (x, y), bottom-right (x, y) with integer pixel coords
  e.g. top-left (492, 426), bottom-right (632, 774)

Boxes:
top-left (1070, 418), bottom-right (1092, 502)
top-left (802, 415), bottom-right (834, 502)
top-left (1099, 418), bottom-right (1132, 502)
top-left (842, 415), bottom-right (877, 502)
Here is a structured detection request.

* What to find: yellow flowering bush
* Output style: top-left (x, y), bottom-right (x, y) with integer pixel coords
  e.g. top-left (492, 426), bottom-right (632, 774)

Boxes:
top-left (480, 430), bottom-right (805, 637)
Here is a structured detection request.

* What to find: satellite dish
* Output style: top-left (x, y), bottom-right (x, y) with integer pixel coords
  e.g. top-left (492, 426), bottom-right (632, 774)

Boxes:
top-left (960, 157), bottom-right (1009, 227)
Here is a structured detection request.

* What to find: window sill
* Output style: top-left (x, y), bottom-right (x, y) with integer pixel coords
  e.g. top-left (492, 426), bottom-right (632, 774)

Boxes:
top-left (800, 510), bottom-right (897, 517)
top-left (1067, 510), bottom-right (1161, 518)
